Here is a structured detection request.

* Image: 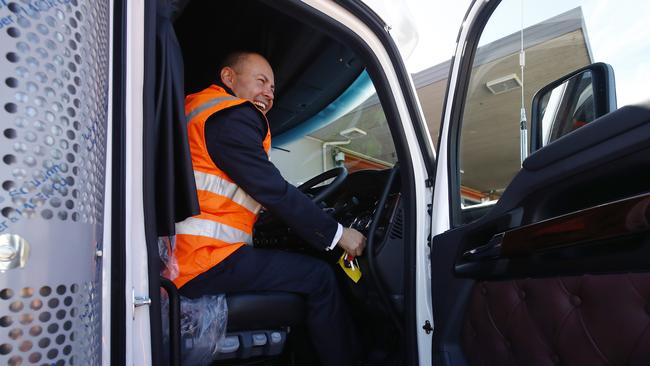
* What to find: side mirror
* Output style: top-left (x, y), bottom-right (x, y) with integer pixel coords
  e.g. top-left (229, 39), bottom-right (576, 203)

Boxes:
top-left (530, 62), bottom-right (617, 151)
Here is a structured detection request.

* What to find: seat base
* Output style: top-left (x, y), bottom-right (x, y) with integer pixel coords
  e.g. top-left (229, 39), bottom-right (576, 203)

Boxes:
top-left (226, 292), bottom-right (306, 331)
top-left (181, 292), bottom-right (305, 363)
top-left (211, 329), bottom-right (287, 361)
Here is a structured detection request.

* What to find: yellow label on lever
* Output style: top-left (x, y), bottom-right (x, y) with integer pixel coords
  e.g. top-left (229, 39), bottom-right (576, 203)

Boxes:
top-left (338, 253), bottom-right (362, 283)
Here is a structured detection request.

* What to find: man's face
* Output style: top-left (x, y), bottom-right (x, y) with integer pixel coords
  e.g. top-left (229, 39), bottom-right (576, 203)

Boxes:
top-left (222, 54), bottom-right (275, 114)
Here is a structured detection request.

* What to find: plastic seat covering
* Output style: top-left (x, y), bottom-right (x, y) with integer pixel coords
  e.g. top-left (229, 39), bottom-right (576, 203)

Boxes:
top-left (461, 273), bottom-right (650, 366)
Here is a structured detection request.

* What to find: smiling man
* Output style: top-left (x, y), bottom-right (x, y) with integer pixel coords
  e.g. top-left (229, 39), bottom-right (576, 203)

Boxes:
top-left (174, 51), bottom-right (365, 366)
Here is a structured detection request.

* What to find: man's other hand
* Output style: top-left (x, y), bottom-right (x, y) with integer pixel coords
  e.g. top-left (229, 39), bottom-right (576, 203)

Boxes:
top-left (337, 228), bottom-right (366, 257)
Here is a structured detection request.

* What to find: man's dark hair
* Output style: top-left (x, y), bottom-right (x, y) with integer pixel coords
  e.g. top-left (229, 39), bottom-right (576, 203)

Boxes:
top-left (219, 51), bottom-right (263, 72)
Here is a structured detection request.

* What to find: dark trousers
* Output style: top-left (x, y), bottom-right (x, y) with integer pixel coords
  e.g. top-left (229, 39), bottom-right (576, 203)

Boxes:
top-left (178, 245), bottom-right (356, 366)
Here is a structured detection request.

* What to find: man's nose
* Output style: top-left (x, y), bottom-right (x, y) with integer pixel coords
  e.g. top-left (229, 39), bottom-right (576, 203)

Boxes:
top-left (263, 87), bottom-right (274, 101)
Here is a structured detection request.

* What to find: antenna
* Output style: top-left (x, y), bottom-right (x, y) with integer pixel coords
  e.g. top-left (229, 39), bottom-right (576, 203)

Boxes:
top-left (519, 0), bottom-right (528, 165)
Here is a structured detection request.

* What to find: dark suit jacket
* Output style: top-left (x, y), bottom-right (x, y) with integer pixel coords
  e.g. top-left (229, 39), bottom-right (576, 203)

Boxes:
top-left (204, 100), bottom-right (338, 250)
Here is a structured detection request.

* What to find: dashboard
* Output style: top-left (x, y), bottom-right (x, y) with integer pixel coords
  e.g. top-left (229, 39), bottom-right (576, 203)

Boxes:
top-left (328, 170), bottom-right (401, 240)
top-left (253, 168), bottom-right (402, 254)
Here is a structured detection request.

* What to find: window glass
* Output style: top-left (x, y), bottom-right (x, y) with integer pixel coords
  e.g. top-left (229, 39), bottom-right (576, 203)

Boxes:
top-left (458, 0), bottom-right (650, 210)
top-left (271, 73), bottom-right (397, 185)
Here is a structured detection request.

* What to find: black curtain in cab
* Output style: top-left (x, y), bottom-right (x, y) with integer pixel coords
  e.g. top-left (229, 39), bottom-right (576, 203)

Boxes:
top-left (150, 0), bottom-right (199, 237)
top-left (143, 1), bottom-right (198, 364)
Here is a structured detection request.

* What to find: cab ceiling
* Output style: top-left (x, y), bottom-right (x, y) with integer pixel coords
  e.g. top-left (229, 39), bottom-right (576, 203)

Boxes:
top-left (173, 0), bottom-right (364, 136)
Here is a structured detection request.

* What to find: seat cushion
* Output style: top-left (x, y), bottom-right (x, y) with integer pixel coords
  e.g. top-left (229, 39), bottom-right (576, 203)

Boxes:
top-left (226, 292), bottom-right (306, 331)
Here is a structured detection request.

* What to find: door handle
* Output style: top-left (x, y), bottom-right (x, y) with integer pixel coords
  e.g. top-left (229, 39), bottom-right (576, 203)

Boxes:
top-left (463, 233), bottom-right (503, 260)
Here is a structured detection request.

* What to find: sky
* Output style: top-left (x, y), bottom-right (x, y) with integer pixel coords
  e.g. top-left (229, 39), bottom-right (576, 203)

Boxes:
top-left (363, 0), bottom-right (650, 106)
top-left (362, 0), bottom-right (471, 72)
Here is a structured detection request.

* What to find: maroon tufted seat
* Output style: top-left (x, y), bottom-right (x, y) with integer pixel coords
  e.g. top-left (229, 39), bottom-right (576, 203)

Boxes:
top-left (461, 273), bottom-right (650, 366)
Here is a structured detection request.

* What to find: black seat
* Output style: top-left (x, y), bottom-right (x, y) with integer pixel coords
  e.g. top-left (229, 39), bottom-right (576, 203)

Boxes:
top-left (160, 277), bottom-right (307, 364)
top-left (226, 292), bottom-right (306, 331)
top-left (209, 292), bottom-right (306, 361)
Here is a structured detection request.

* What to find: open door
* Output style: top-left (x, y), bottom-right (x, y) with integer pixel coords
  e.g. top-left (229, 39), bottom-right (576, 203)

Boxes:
top-left (429, 1), bottom-right (650, 365)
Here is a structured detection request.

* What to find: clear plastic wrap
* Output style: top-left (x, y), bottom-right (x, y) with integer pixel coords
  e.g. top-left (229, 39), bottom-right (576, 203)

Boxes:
top-left (158, 236), bottom-right (179, 281)
top-left (162, 292), bottom-right (228, 365)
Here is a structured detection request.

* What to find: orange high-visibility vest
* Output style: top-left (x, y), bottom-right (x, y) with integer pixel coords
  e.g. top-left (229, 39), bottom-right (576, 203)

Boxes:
top-left (173, 84), bottom-right (271, 288)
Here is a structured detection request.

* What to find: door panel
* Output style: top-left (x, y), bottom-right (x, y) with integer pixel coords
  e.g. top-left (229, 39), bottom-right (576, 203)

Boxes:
top-left (448, 104), bottom-right (650, 279)
top-left (428, 1), bottom-right (650, 365)
top-left (430, 103), bottom-right (650, 365)
top-left (461, 274), bottom-right (650, 366)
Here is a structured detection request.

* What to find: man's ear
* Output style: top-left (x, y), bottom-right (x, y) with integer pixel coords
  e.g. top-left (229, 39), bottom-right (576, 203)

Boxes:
top-left (220, 67), bottom-right (235, 89)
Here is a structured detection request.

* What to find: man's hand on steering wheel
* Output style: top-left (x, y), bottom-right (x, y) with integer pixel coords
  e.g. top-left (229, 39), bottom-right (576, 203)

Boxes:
top-left (337, 227), bottom-right (366, 257)
top-left (254, 167), bottom-right (352, 249)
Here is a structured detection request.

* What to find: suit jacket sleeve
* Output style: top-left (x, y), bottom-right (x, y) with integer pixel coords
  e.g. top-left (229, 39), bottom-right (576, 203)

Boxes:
top-left (204, 104), bottom-right (339, 250)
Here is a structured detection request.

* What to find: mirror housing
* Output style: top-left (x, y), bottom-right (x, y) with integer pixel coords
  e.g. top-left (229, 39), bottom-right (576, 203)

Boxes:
top-left (530, 62), bottom-right (617, 152)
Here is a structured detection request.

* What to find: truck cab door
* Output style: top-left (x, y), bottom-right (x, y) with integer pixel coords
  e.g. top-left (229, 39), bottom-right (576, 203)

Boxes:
top-left (429, 1), bottom-right (650, 365)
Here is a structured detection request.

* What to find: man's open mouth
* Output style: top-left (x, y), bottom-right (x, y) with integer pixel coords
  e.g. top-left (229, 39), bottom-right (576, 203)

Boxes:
top-left (252, 101), bottom-right (267, 111)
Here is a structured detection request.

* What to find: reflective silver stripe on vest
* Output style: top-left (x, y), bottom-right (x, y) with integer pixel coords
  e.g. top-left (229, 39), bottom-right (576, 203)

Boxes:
top-left (186, 95), bottom-right (240, 122)
top-left (176, 217), bottom-right (253, 245)
top-left (194, 170), bottom-right (262, 214)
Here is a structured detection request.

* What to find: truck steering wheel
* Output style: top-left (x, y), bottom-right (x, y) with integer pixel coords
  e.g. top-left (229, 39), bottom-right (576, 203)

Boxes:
top-left (297, 166), bottom-right (348, 203)
top-left (253, 167), bottom-right (348, 243)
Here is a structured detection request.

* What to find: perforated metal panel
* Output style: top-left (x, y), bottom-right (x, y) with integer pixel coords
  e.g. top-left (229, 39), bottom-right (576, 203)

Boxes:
top-left (0, 1), bottom-right (109, 365)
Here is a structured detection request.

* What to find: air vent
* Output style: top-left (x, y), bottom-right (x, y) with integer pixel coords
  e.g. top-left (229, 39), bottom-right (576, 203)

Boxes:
top-left (486, 73), bottom-right (522, 95)
top-left (389, 209), bottom-right (403, 240)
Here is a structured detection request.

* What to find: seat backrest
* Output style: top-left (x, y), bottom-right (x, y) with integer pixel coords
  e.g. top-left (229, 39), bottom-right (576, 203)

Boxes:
top-left (461, 273), bottom-right (650, 366)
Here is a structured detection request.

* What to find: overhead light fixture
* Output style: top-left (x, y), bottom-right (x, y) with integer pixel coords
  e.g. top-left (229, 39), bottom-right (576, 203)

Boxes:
top-left (339, 127), bottom-right (367, 140)
top-left (486, 73), bottom-right (522, 95)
